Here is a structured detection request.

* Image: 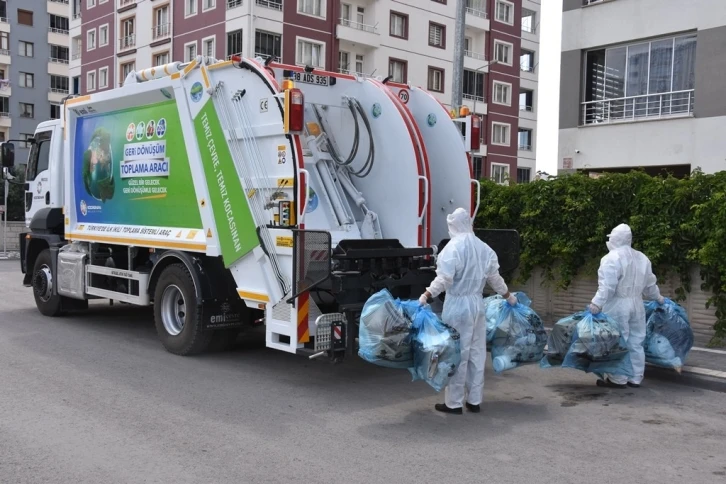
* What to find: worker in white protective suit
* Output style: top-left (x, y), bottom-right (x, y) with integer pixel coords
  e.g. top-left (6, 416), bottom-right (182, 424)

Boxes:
top-left (418, 207), bottom-right (517, 415)
top-left (589, 224), bottom-right (665, 389)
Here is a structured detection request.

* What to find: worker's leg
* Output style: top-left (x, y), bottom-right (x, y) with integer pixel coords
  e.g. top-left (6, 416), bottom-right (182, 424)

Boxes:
top-left (444, 302), bottom-right (474, 409)
top-left (603, 301), bottom-right (630, 386)
top-left (627, 303), bottom-right (647, 386)
top-left (465, 308), bottom-right (488, 407)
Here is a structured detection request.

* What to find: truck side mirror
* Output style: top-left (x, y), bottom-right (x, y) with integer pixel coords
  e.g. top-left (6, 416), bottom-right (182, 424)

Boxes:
top-left (1, 142), bottom-right (15, 168)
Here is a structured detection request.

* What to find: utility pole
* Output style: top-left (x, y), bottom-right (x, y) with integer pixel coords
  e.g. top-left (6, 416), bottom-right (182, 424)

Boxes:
top-left (1, 175), bottom-right (7, 259)
top-left (451, 0), bottom-right (467, 113)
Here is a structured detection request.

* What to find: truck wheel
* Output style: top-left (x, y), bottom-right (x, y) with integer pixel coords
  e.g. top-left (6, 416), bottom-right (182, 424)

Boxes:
top-left (32, 249), bottom-right (63, 317)
top-left (153, 263), bottom-right (211, 356)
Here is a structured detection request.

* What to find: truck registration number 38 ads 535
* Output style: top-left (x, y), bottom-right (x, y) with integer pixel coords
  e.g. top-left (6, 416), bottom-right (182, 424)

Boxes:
top-left (292, 72), bottom-right (329, 86)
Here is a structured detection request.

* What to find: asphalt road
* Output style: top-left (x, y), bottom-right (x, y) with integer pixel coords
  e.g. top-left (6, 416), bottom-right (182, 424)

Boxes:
top-left (1, 260), bottom-right (725, 484)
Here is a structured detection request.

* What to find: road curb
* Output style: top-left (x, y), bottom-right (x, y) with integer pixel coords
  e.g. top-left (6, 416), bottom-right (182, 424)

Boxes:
top-left (646, 364), bottom-right (726, 393)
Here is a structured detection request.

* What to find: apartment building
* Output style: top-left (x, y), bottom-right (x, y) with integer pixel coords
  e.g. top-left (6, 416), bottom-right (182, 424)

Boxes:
top-left (72, 0), bottom-right (540, 183)
top-left (0, 0), bottom-right (70, 158)
top-left (559, 0), bottom-right (726, 176)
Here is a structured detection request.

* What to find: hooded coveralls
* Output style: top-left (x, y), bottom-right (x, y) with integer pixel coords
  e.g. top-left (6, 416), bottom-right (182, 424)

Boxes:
top-left (425, 208), bottom-right (510, 409)
top-left (591, 224), bottom-right (663, 386)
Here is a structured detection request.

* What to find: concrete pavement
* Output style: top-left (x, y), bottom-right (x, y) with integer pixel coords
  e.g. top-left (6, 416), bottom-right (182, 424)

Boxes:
top-left (1, 260), bottom-right (726, 484)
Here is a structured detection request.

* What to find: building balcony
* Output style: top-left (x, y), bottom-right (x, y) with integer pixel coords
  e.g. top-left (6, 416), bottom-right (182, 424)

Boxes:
top-left (464, 53), bottom-right (489, 71)
top-left (48, 28), bottom-right (69, 47)
top-left (49, 88), bottom-right (69, 103)
top-left (0, 82), bottom-right (11, 97)
top-left (0, 17), bottom-right (8, 34)
top-left (48, 0), bottom-right (70, 16)
top-left (581, 90), bottom-right (695, 126)
top-left (119, 34), bottom-right (136, 52)
top-left (336, 19), bottom-right (380, 49)
top-left (462, 95), bottom-right (487, 115)
top-left (465, 4), bottom-right (489, 31)
top-left (227, 0), bottom-right (243, 10)
top-left (152, 23), bottom-right (171, 41)
top-left (256, 0), bottom-right (282, 11)
top-left (0, 113), bottom-right (11, 129)
top-left (48, 58), bottom-right (69, 76)
top-left (0, 49), bottom-right (10, 65)
top-left (519, 104), bottom-right (536, 121)
top-left (118, 0), bottom-right (137, 8)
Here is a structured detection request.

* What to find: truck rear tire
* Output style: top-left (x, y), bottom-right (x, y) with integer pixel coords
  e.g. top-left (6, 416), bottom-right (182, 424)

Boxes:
top-left (153, 263), bottom-right (211, 356)
top-left (32, 249), bottom-right (63, 317)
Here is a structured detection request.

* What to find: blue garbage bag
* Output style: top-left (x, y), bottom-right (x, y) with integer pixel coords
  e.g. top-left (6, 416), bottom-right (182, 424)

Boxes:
top-left (407, 304), bottom-right (462, 392)
top-left (643, 298), bottom-right (694, 372)
top-left (358, 289), bottom-right (414, 369)
top-left (484, 292), bottom-right (546, 373)
top-left (541, 310), bottom-right (633, 379)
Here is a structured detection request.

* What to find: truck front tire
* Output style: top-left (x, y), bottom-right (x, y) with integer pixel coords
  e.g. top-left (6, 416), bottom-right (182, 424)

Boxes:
top-left (32, 249), bottom-right (63, 317)
top-left (153, 263), bottom-right (211, 356)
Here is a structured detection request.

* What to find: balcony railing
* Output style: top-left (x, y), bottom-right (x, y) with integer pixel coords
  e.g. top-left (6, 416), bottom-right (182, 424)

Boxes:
top-left (463, 93), bottom-right (485, 102)
top-left (518, 144), bottom-right (532, 151)
top-left (466, 7), bottom-right (488, 18)
top-left (0, 112), bottom-right (9, 118)
top-left (119, 34), bottom-right (136, 50)
top-left (73, 12), bottom-right (81, 20)
top-left (0, 49), bottom-right (9, 56)
top-left (338, 68), bottom-right (369, 78)
top-left (256, 0), bottom-right (282, 10)
top-left (520, 105), bottom-right (534, 113)
top-left (581, 90), bottom-right (695, 125)
top-left (72, 52), bottom-right (81, 60)
top-left (49, 57), bottom-right (70, 64)
top-left (227, 0), bottom-right (243, 9)
top-left (50, 0), bottom-right (70, 4)
top-left (49, 27), bottom-right (70, 35)
top-left (50, 88), bottom-right (70, 94)
top-left (338, 19), bottom-right (378, 34)
top-left (152, 23), bottom-right (171, 40)
top-left (0, 17), bottom-right (7, 23)
top-left (254, 52), bottom-right (281, 62)
top-left (119, 0), bottom-right (136, 7)
top-left (465, 50), bottom-right (486, 61)
top-left (521, 65), bottom-right (535, 73)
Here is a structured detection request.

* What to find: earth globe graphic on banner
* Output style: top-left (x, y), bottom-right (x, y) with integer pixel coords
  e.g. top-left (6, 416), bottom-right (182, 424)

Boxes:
top-left (82, 127), bottom-right (115, 202)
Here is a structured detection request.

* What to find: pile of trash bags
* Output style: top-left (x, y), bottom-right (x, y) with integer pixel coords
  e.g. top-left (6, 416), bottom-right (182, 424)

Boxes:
top-left (484, 292), bottom-right (547, 373)
top-left (359, 289), bottom-right (461, 391)
top-left (644, 298), bottom-right (694, 372)
top-left (541, 309), bottom-right (633, 379)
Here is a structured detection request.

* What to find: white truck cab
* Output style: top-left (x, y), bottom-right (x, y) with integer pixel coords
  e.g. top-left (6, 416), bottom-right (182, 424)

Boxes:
top-left (24, 120), bottom-right (64, 227)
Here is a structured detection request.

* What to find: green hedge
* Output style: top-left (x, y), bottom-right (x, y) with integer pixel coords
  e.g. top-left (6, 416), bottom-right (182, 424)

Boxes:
top-left (474, 170), bottom-right (726, 340)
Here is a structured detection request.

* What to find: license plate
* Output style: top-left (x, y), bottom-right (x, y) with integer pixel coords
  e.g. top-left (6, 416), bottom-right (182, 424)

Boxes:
top-left (291, 72), bottom-right (330, 86)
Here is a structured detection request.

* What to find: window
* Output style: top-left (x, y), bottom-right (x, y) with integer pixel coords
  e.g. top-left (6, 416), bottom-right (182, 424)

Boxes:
top-left (338, 51), bottom-right (349, 72)
top-left (50, 104), bottom-right (61, 120)
top-left (521, 50), bottom-right (535, 72)
top-left (462, 69), bottom-right (485, 100)
top-left (491, 163), bottom-right (510, 185)
top-left (0, 96), bottom-right (8, 115)
top-left (297, 39), bottom-right (324, 68)
top-left (154, 51), bottom-right (170, 66)
top-left (87, 70), bottom-right (96, 91)
top-left (203, 37), bottom-right (215, 57)
top-left (49, 14), bottom-right (69, 33)
top-left (0, 1), bottom-right (5, 21)
top-left (428, 22), bottom-right (445, 49)
top-left (120, 61), bottom-right (135, 85)
top-left (50, 75), bottom-right (69, 93)
top-left (87, 29), bottom-right (96, 50)
top-left (298, 0), bottom-right (322, 17)
top-left (50, 45), bottom-right (69, 62)
top-left (98, 67), bottom-right (108, 89)
top-left (390, 12), bottom-right (408, 39)
top-left (428, 67), bottom-right (444, 92)
top-left (154, 6), bottom-right (170, 39)
top-left (493, 81), bottom-right (511, 105)
top-left (389, 58), bottom-right (407, 83)
top-left (340, 3), bottom-right (351, 25)
top-left (517, 168), bottom-right (531, 184)
top-left (492, 122), bottom-right (510, 146)
top-left (1, 32), bottom-right (8, 52)
top-left (186, 0), bottom-right (197, 16)
top-left (255, 30), bottom-right (281, 60)
top-left (355, 54), bottom-right (364, 74)
top-left (87, 0), bottom-right (96, 8)
top-left (19, 72), bottom-right (34, 88)
top-left (17, 9), bottom-right (33, 26)
top-left (99, 25), bottom-right (108, 46)
top-left (494, 40), bottom-right (513, 65)
top-left (120, 17), bottom-right (135, 49)
top-left (72, 76), bottom-right (80, 95)
top-left (19, 41), bottom-right (34, 57)
top-left (203, 0), bottom-right (215, 11)
top-left (356, 6), bottom-right (365, 25)
top-left (495, 0), bottom-right (514, 25)
top-left (518, 128), bottom-right (533, 151)
top-left (185, 42), bottom-right (197, 62)
top-left (471, 156), bottom-right (483, 180)
top-left (583, 34), bottom-right (697, 123)
top-left (520, 89), bottom-right (534, 112)
top-left (227, 30), bottom-right (243, 57)
top-left (19, 102), bottom-right (34, 118)
top-left (522, 8), bottom-right (536, 33)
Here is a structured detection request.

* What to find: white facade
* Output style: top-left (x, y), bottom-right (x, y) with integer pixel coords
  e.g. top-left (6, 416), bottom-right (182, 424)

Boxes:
top-left (559, 0), bottom-right (726, 175)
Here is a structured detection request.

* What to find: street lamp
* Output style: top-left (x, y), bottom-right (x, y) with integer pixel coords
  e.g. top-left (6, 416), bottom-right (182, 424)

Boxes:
top-left (472, 59), bottom-right (498, 115)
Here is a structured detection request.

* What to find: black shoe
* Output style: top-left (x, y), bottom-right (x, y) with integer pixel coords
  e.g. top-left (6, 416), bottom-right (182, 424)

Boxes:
top-left (466, 403), bottom-right (481, 413)
top-left (596, 378), bottom-right (627, 389)
top-left (627, 382), bottom-right (641, 388)
top-left (434, 403), bottom-right (463, 415)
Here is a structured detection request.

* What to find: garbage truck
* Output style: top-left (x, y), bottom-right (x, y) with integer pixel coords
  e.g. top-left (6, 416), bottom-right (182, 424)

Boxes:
top-left (0, 55), bottom-right (518, 362)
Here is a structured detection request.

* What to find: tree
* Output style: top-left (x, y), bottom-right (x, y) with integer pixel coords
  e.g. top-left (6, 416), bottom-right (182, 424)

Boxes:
top-left (0, 167), bottom-right (27, 222)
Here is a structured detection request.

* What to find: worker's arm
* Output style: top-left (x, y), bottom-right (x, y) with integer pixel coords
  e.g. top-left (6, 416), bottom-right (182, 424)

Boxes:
top-left (424, 246), bottom-right (459, 300)
top-left (591, 254), bottom-right (620, 310)
top-left (485, 252), bottom-right (514, 302)
top-left (642, 259), bottom-right (663, 302)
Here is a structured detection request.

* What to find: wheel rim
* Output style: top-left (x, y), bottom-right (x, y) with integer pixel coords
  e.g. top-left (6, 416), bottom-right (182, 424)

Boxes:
top-left (161, 285), bottom-right (186, 336)
top-left (33, 265), bottom-right (53, 303)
